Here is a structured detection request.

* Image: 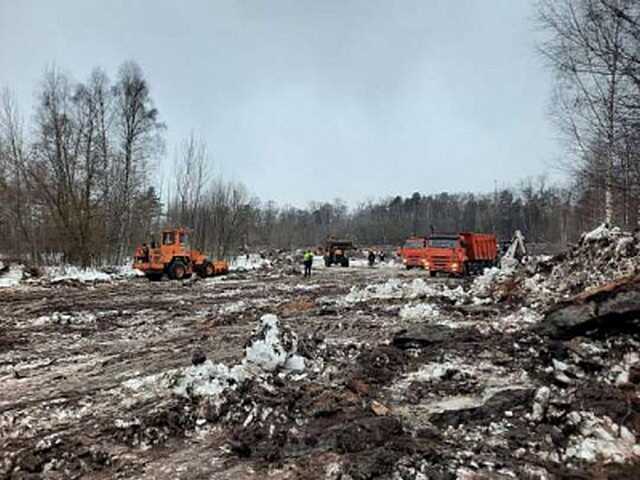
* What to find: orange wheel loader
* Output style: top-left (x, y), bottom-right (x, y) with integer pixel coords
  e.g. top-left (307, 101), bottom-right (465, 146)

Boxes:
top-left (133, 228), bottom-right (229, 280)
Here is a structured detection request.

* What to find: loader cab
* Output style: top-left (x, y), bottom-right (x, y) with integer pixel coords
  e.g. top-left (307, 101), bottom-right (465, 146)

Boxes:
top-left (162, 229), bottom-right (190, 248)
top-left (162, 231), bottom-right (176, 246)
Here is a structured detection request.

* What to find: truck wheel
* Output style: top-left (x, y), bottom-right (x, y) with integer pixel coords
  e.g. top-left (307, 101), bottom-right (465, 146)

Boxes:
top-left (200, 261), bottom-right (215, 278)
top-left (147, 273), bottom-right (163, 281)
top-left (342, 258), bottom-right (349, 267)
top-left (324, 258), bottom-right (331, 267)
top-left (169, 261), bottom-right (187, 280)
top-left (406, 265), bottom-right (413, 270)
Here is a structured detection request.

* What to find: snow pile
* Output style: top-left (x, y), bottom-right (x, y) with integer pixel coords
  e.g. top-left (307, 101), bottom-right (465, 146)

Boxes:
top-left (582, 223), bottom-right (621, 242)
top-left (345, 278), bottom-right (464, 303)
top-left (230, 254), bottom-right (272, 272)
top-left (46, 266), bottom-right (112, 284)
top-left (171, 314), bottom-right (305, 404)
top-left (0, 265), bottom-right (24, 288)
top-left (112, 264), bottom-right (145, 279)
top-left (399, 302), bottom-right (439, 322)
top-left (244, 314), bottom-right (306, 371)
top-left (564, 411), bottom-right (640, 463)
top-left (171, 362), bottom-right (249, 400)
top-left (470, 266), bottom-right (514, 299)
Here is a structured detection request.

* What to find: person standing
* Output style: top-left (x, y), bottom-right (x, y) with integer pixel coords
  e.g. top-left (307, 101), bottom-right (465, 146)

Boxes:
top-left (303, 250), bottom-right (313, 277)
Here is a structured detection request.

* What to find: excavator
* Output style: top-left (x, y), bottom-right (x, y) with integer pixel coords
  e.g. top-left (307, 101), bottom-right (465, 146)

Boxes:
top-left (133, 227), bottom-right (229, 280)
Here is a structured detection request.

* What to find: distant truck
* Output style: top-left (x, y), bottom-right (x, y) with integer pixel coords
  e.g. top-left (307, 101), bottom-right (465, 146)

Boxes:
top-left (398, 236), bottom-right (428, 269)
top-left (421, 232), bottom-right (498, 276)
top-left (133, 227), bottom-right (229, 280)
top-left (323, 238), bottom-right (354, 267)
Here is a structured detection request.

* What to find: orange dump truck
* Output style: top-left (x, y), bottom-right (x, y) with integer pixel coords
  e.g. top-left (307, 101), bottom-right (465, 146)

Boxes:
top-left (421, 232), bottom-right (497, 276)
top-left (133, 228), bottom-right (229, 280)
top-left (399, 236), bottom-right (428, 269)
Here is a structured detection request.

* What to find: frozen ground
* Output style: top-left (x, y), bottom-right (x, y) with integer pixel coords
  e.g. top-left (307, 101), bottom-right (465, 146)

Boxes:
top-left (0, 255), bottom-right (638, 479)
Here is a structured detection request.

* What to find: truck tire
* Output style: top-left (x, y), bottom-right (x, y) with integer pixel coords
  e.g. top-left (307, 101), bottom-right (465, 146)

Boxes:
top-left (325, 257), bottom-right (332, 267)
top-left (200, 261), bottom-right (215, 278)
top-left (341, 258), bottom-right (349, 267)
top-left (168, 261), bottom-right (187, 280)
top-left (406, 265), bottom-right (413, 270)
top-left (147, 272), bottom-right (163, 281)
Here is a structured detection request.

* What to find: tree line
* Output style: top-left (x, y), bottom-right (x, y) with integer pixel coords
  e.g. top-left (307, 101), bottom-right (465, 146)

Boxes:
top-left (0, 50), bottom-right (625, 266)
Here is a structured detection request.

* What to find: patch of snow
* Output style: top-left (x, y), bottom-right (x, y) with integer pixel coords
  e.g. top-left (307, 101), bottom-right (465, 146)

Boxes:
top-left (470, 266), bottom-right (515, 299)
top-left (345, 278), bottom-right (463, 304)
top-left (564, 411), bottom-right (639, 463)
top-left (154, 314), bottom-right (306, 409)
top-left (230, 254), bottom-right (272, 272)
top-left (244, 314), bottom-right (305, 372)
top-left (0, 265), bottom-right (23, 288)
top-left (32, 311), bottom-right (96, 326)
top-left (611, 352), bottom-right (640, 385)
top-left (113, 264), bottom-right (146, 279)
top-left (399, 303), bottom-right (439, 321)
top-left (218, 300), bottom-right (250, 315)
top-left (46, 266), bottom-right (112, 284)
top-left (499, 307), bottom-right (543, 331)
top-left (530, 386), bottom-right (551, 422)
top-left (582, 223), bottom-right (621, 243)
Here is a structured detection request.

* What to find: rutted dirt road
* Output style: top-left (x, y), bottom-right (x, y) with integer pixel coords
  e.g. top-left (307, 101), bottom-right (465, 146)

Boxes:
top-left (1, 261), bottom-right (639, 479)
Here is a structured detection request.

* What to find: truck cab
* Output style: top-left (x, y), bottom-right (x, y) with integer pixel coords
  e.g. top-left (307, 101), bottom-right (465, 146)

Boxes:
top-left (323, 238), bottom-right (354, 267)
top-left (399, 236), bottom-right (428, 269)
top-left (422, 234), bottom-right (466, 276)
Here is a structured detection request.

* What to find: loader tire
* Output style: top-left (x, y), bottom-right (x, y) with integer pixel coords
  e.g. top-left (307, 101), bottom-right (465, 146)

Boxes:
top-left (168, 261), bottom-right (187, 280)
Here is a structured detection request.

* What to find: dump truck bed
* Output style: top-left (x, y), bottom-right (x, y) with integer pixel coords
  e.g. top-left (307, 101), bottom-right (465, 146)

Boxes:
top-left (460, 232), bottom-right (497, 262)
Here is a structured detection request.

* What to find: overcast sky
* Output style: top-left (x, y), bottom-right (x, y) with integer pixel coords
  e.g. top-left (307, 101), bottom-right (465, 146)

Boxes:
top-left (0, 0), bottom-right (560, 206)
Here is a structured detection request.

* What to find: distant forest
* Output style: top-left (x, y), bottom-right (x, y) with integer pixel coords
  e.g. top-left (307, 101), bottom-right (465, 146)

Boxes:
top-left (4, 0), bottom-right (640, 265)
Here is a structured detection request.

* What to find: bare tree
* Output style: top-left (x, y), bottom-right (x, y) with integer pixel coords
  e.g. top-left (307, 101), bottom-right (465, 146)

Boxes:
top-left (538, 0), bottom-right (640, 226)
top-left (111, 61), bottom-right (164, 262)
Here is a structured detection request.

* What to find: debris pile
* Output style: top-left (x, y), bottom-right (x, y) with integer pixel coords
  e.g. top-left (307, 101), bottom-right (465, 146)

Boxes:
top-left (471, 223), bottom-right (640, 308)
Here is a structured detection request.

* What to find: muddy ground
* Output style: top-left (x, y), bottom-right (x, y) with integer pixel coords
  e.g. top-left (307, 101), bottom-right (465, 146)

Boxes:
top-left (1, 262), bottom-right (639, 479)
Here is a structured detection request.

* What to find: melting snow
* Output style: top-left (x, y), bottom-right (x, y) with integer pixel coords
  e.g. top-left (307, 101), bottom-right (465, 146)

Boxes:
top-left (345, 278), bottom-right (464, 303)
top-left (230, 254), bottom-right (272, 272)
top-left (47, 266), bottom-right (112, 284)
top-left (129, 314), bottom-right (308, 407)
top-left (564, 411), bottom-right (639, 463)
top-left (399, 303), bottom-right (440, 321)
top-left (0, 265), bottom-right (23, 288)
